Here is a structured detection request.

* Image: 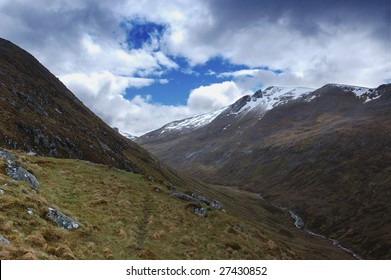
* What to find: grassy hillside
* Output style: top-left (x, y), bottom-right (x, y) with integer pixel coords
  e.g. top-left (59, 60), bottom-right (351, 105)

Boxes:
top-left (0, 150), bottom-right (353, 259)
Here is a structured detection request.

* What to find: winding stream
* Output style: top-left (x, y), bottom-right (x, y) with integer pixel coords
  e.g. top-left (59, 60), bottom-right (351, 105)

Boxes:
top-left (272, 202), bottom-right (362, 259)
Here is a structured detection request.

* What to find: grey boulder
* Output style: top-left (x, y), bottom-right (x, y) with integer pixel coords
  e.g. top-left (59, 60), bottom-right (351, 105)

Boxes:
top-left (46, 207), bottom-right (80, 230)
top-left (5, 160), bottom-right (40, 190)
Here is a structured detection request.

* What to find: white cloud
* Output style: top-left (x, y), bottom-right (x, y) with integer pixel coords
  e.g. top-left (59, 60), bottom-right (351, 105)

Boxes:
top-left (60, 72), bottom-right (247, 136)
top-left (217, 69), bottom-right (265, 78)
top-left (188, 81), bottom-right (249, 113)
top-left (59, 71), bottom-right (190, 135)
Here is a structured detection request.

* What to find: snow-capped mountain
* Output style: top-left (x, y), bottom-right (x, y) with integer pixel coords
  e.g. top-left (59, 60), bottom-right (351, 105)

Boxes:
top-left (154, 84), bottom-right (380, 136)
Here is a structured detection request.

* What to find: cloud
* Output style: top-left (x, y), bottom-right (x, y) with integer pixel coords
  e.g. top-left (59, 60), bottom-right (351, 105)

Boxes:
top-left (160, 0), bottom-right (390, 86)
top-left (59, 71), bottom-right (191, 135)
top-left (188, 81), bottom-right (248, 113)
top-left (60, 72), bottom-right (247, 135)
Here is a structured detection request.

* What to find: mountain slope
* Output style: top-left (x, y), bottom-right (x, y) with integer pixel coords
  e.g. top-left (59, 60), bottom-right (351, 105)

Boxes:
top-left (0, 38), bottom-right (184, 186)
top-left (138, 83), bottom-right (391, 259)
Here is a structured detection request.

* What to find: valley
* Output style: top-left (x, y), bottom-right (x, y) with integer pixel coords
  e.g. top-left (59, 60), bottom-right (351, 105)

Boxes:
top-left (0, 37), bottom-right (389, 260)
top-left (138, 83), bottom-right (391, 260)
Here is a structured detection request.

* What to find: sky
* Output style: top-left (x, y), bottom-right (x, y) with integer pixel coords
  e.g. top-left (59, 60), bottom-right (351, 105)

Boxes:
top-left (0, 0), bottom-right (390, 136)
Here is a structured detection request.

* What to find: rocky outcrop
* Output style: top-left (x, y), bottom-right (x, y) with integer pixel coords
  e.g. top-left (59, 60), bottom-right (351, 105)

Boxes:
top-left (191, 193), bottom-right (210, 205)
top-left (1, 149), bottom-right (40, 190)
top-left (5, 160), bottom-right (39, 190)
top-left (170, 190), bottom-right (224, 217)
top-left (46, 207), bottom-right (80, 230)
top-left (170, 191), bottom-right (200, 203)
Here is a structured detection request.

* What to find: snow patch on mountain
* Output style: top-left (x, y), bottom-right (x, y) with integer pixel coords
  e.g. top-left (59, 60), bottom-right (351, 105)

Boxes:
top-left (228, 86), bottom-right (314, 116)
top-left (161, 107), bottom-right (226, 134)
top-left (331, 84), bottom-right (379, 103)
top-left (260, 86), bottom-right (314, 110)
top-left (119, 130), bottom-right (138, 141)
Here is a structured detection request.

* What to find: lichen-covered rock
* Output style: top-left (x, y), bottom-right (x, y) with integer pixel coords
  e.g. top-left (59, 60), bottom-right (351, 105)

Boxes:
top-left (46, 207), bottom-right (80, 230)
top-left (0, 236), bottom-right (11, 245)
top-left (5, 160), bottom-right (40, 190)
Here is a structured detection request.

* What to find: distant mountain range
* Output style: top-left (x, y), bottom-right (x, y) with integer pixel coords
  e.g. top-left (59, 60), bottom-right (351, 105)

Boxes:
top-left (138, 83), bottom-right (391, 259)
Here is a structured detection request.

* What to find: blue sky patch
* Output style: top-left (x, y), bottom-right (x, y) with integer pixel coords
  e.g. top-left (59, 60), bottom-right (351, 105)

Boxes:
top-left (120, 20), bottom-right (166, 50)
top-left (124, 56), bottom-right (261, 105)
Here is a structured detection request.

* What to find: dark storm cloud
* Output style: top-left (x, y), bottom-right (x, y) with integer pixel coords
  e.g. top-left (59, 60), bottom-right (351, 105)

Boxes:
top-left (206, 0), bottom-right (390, 40)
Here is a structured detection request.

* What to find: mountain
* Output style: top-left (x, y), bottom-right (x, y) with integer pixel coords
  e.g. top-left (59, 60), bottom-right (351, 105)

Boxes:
top-left (0, 38), bottom-right (184, 186)
top-left (138, 83), bottom-right (391, 259)
top-left (0, 38), bottom-right (356, 259)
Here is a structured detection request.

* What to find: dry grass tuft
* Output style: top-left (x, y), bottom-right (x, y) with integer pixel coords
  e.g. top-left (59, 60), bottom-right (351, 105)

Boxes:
top-left (21, 252), bottom-right (37, 260)
top-left (103, 248), bottom-right (113, 260)
top-left (152, 230), bottom-right (166, 240)
top-left (25, 233), bottom-right (47, 248)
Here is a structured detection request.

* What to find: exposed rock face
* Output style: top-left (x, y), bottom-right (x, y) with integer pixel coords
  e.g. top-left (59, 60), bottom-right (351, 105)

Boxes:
top-left (46, 207), bottom-right (80, 230)
top-left (5, 160), bottom-right (40, 190)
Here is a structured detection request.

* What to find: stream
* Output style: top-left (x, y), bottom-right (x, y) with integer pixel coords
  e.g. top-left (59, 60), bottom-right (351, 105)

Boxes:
top-left (270, 201), bottom-right (362, 259)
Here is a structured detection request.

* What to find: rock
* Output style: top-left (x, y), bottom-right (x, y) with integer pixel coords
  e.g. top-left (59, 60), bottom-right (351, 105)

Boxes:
top-left (170, 191), bottom-right (200, 202)
top-left (0, 189), bottom-right (4, 195)
top-left (46, 207), bottom-right (80, 230)
top-left (187, 204), bottom-right (208, 217)
top-left (49, 143), bottom-right (58, 156)
top-left (194, 207), bottom-right (208, 217)
top-left (26, 150), bottom-right (37, 156)
top-left (191, 193), bottom-right (211, 205)
top-left (0, 236), bottom-right (11, 245)
top-left (0, 149), bottom-right (16, 161)
top-left (5, 160), bottom-right (40, 190)
top-left (210, 200), bottom-right (224, 210)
